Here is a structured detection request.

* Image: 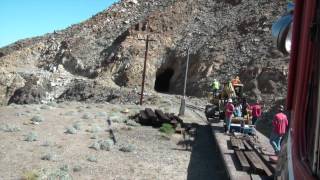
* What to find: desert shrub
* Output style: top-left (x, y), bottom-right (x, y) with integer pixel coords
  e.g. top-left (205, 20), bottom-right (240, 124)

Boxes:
top-left (99, 139), bottom-right (114, 151)
top-left (59, 164), bottom-right (69, 172)
top-left (73, 165), bottom-right (82, 172)
top-left (41, 153), bottom-right (55, 161)
top-left (72, 122), bottom-right (81, 130)
top-left (47, 168), bottom-right (71, 180)
top-left (126, 120), bottom-right (140, 127)
top-left (159, 123), bottom-right (175, 135)
top-left (109, 113), bottom-right (128, 123)
top-left (25, 132), bottom-right (38, 141)
top-left (40, 105), bottom-right (51, 110)
top-left (89, 139), bottom-right (114, 151)
top-left (82, 113), bottom-right (92, 119)
top-left (95, 112), bottom-right (108, 118)
top-left (64, 111), bottom-right (78, 116)
top-left (96, 104), bottom-right (104, 109)
top-left (47, 102), bottom-right (58, 107)
top-left (31, 115), bottom-right (44, 122)
top-left (119, 144), bottom-right (135, 152)
top-left (15, 112), bottom-right (25, 117)
top-left (89, 142), bottom-right (100, 150)
top-left (0, 124), bottom-right (21, 132)
top-left (87, 156), bottom-right (97, 162)
top-left (22, 170), bottom-right (39, 180)
top-left (90, 134), bottom-right (98, 139)
top-left (65, 127), bottom-right (77, 134)
top-left (89, 125), bottom-right (101, 133)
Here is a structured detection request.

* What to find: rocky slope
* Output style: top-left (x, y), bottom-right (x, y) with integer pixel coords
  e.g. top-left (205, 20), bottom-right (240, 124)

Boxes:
top-left (0, 0), bottom-right (288, 108)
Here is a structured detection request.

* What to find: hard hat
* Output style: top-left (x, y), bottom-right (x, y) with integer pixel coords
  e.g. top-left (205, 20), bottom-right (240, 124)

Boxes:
top-left (278, 105), bottom-right (284, 111)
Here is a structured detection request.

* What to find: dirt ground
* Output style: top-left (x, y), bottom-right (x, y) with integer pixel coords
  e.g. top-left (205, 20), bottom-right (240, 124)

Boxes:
top-left (0, 100), bottom-right (227, 180)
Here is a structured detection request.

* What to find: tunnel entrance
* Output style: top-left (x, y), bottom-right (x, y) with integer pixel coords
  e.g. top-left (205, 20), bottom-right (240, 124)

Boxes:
top-left (154, 68), bottom-right (174, 93)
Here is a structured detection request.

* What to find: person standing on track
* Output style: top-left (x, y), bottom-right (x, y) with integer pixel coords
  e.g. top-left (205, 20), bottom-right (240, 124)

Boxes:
top-left (225, 98), bottom-right (234, 134)
top-left (270, 105), bottom-right (288, 155)
top-left (251, 100), bottom-right (262, 125)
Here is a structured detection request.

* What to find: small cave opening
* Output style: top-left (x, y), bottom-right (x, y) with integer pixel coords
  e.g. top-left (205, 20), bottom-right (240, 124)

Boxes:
top-left (154, 68), bottom-right (174, 93)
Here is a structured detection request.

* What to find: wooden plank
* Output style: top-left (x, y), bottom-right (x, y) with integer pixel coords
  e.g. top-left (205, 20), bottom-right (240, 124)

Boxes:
top-left (139, 110), bottom-right (148, 121)
top-left (243, 140), bottom-right (253, 150)
top-left (247, 138), bottom-right (275, 174)
top-left (145, 108), bottom-right (157, 120)
top-left (244, 151), bottom-right (264, 172)
top-left (231, 137), bottom-right (245, 150)
top-left (244, 151), bottom-right (273, 177)
top-left (237, 139), bottom-right (245, 150)
top-left (250, 174), bottom-right (262, 180)
top-left (139, 110), bottom-right (150, 125)
top-left (235, 150), bottom-right (251, 171)
top-left (155, 109), bottom-right (170, 122)
top-left (231, 137), bottom-right (239, 149)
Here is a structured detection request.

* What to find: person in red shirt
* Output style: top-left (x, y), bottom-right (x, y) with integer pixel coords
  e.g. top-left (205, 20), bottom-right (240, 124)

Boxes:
top-left (270, 105), bottom-right (288, 155)
top-left (225, 98), bottom-right (234, 133)
top-left (251, 100), bottom-right (262, 125)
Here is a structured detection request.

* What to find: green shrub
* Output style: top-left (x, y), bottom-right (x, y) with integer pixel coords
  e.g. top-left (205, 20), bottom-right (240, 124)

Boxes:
top-left (22, 170), bottom-right (39, 180)
top-left (88, 125), bottom-right (101, 133)
top-left (25, 132), bottom-right (38, 142)
top-left (126, 120), bottom-right (140, 127)
top-left (87, 156), bottom-right (97, 162)
top-left (73, 165), bottom-right (82, 172)
top-left (82, 113), bottom-right (92, 119)
top-left (119, 144), bottom-right (135, 152)
top-left (159, 123), bottom-right (174, 135)
top-left (64, 111), bottom-right (77, 116)
top-left (72, 122), bottom-right (81, 130)
top-left (41, 154), bottom-right (52, 161)
top-left (65, 127), bottom-right (77, 134)
top-left (0, 124), bottom-right (21, 132)
top-left (31, 115), bottom-right (44, 122)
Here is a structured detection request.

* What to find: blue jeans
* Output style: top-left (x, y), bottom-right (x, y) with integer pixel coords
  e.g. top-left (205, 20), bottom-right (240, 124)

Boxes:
top-left (270, 131), bottom-right (282, 154)
top-left (252, 116), bottom-right (259, 125)
top-left (225, 117), bottom-right (231, 132)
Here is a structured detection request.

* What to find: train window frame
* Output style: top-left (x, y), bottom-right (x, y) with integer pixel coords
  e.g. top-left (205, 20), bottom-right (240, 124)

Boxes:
top-left (305, 47), bottom-right (320, 177)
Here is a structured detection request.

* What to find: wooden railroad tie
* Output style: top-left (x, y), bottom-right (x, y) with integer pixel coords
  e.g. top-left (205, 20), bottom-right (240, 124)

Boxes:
top-left (235, 150), bottom-right (250, 171)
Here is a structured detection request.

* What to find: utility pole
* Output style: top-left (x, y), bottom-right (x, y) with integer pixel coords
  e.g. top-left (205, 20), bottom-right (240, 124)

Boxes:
top-left (140, 35), bottom-right (149, 105)
top-left (179, 48), bottom-right (190, 116)
top-left (138, 22), bottom-right (155, 105)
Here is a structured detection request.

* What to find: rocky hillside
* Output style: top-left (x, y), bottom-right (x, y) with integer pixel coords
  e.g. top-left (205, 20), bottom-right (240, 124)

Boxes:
top-left (0, 0), bottom-right (288, 107)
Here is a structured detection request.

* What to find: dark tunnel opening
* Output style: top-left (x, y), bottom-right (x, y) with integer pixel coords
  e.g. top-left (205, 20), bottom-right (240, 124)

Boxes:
top-left (154, 68), bottom-right (174, 93)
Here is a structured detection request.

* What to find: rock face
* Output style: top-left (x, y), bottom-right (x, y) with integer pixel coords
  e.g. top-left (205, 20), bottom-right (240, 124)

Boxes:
top-left (0, 0), bottom-right (288, 105)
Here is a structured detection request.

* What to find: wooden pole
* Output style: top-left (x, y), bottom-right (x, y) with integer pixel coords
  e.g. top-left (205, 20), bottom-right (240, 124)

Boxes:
top-left (179, 48), bottom-right (190, 116)
top-left (140, 35), bottom-right (149, 105)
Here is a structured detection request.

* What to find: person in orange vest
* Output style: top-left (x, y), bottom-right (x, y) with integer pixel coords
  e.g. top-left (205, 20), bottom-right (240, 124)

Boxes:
top-left (270, 105), bottom-right (288, 155)
top-left (231, 76), bottom-right (241, 86)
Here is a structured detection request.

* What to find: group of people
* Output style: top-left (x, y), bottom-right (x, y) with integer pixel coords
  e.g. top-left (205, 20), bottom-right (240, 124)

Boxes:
top-left (212, 76), bottom-right (289, 156)
top-left (224, 98), bottom-right (262, 134)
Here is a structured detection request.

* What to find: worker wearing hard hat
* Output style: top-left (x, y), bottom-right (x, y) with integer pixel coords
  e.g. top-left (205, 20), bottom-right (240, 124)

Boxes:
top-left (225, 98), bottom-right (234, 134)
top-left (211, 79), bottom-right (220, 96)
top-left (270, 105), bottom-right (288, 155)
top-left (231, 76), bottom-right (241, 86)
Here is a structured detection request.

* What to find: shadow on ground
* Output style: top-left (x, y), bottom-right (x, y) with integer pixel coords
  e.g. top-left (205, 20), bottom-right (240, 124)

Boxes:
top-left (186, 124), bottom-right (228, 180)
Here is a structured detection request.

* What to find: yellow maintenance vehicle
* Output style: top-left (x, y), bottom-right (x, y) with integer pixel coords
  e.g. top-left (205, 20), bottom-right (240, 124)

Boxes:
top-left (205, 81), bottom-right (253, 128)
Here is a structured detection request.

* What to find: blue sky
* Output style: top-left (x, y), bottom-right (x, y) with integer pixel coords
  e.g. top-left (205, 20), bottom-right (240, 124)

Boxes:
top-left (0, 0), bottom-right (118, 48)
